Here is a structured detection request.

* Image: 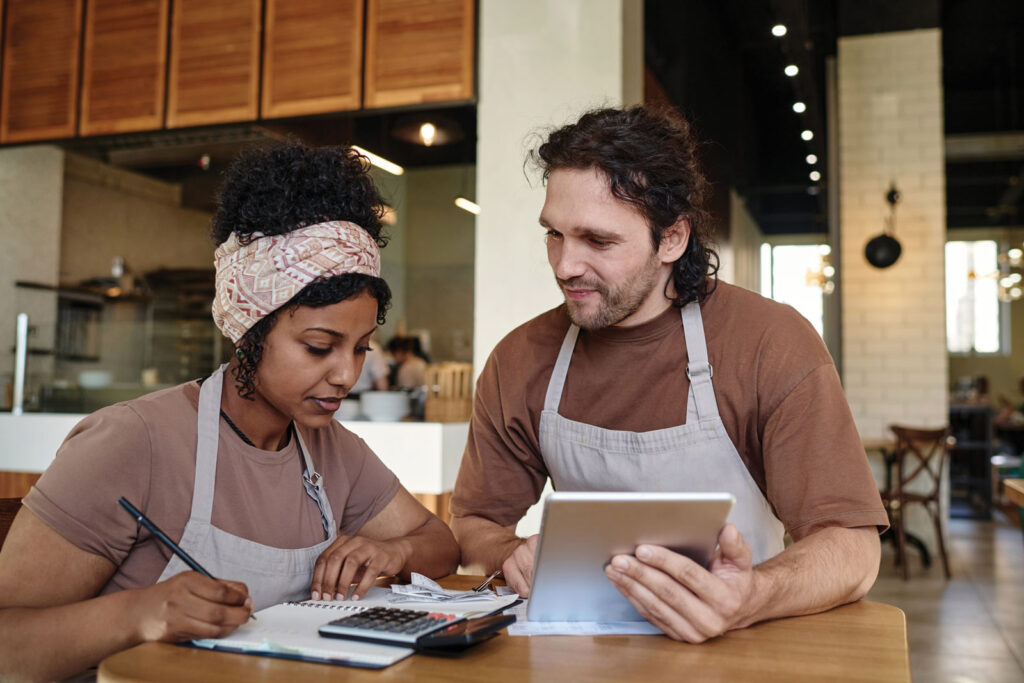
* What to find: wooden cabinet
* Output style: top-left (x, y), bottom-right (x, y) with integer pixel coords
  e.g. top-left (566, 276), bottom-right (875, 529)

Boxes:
top-left (80, 0), bottom-right (169, 135)
top-left (0, 0), bottom-right (83, 143)
top-left (261, 0), bottom-right (363, 118)
top-left (166, 0), bottom-right (260, 128)
top-left (364, 0), bottom-right (475, 108)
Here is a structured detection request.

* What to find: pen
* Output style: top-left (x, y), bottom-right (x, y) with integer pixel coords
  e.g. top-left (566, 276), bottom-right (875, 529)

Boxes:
top-left (118, 497), bottom-right (255, 620)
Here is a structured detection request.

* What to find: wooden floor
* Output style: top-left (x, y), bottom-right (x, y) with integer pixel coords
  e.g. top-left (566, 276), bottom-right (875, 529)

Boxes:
top-left (867, 514), bottom-right (1024, 682)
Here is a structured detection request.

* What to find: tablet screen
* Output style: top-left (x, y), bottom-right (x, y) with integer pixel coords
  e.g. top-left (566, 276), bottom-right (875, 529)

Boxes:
top-left (526, 492), bottom-right (734, 623)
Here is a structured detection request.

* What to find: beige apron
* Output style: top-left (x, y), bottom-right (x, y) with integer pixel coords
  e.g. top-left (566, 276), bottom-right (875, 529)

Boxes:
top-left (156, 364), bottom-right (337, 609)
top-left (538, 303), bottom-right (785, 565)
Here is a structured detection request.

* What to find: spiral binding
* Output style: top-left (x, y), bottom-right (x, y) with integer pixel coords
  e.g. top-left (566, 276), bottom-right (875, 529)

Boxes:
top-left (285, 600), bottom-right (365, 612)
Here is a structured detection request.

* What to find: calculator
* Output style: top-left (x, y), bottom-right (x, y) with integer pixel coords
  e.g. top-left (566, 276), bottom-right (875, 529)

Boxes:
top-left (318, 606), bottom-right (465, 646)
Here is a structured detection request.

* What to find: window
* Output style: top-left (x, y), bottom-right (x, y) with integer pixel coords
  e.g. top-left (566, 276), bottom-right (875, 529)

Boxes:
top-left (945, 240), bottom-right (1001, 354)
top-left (760, 243), bottom-right (832, 338)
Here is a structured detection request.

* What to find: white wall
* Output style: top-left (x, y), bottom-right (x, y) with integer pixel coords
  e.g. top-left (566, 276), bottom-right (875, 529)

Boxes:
top-left (719, 189), bottom-right (763, 292)
top-left (474, 0), bottom-right (644, 374)
top-left (838, 29), bottom-right (948, 440)
top-left (405, 165), bottom-right (475, 362)
top-left (0, 146), bottom-right (65, 405)
top-left (60, 154), bottom-right (212, 284)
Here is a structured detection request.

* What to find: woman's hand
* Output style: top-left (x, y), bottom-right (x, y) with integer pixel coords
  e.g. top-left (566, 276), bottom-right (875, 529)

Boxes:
top-left (130, 572), bottom-right (253, 642)
top-left (311, 535), bottom-right (409, 601)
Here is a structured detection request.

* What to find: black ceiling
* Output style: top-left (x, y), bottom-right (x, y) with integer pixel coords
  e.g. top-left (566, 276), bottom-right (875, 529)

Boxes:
top-left (646, 0), bottom-right (1024, 235)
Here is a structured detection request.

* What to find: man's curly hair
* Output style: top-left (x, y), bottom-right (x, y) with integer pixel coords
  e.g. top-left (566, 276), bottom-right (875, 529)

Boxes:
top-left (531, 106), bottom-right (718, 307)
top-left (213, 142), bottom-right (392, 400)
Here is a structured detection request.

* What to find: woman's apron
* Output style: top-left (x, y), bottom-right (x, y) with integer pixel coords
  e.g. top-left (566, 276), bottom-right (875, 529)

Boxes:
top-left (156, 365), bottom-right (337, 609)
top-left (538, 302), bottom-right (785, 564)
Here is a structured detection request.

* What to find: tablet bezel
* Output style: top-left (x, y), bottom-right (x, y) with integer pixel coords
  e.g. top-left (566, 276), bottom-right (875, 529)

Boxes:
top-left (526, 492), bottom-right (735, 623)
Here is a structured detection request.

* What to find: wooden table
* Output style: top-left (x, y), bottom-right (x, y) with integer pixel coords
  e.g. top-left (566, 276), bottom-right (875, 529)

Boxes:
top-left (98, 576), bottom-right (910, 682)
top-left (1005, 479), bottom-right (1024, 508)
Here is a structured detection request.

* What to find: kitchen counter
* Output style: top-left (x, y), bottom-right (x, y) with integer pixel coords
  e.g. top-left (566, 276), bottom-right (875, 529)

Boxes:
top-left (0, 413), bottom-right (468, 497)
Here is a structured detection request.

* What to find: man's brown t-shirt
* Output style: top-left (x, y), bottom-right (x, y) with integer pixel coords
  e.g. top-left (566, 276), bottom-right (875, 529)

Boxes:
top-left (24, 381), bottom-right (401, 595)
top-left (451, 281), bottom-right (887, 541)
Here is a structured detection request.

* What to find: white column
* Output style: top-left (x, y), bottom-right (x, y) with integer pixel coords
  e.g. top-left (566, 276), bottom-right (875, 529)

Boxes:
top-left (838, 29), bottom-right (947, 440)
top-left (474, 0), bottom-right (643, 373)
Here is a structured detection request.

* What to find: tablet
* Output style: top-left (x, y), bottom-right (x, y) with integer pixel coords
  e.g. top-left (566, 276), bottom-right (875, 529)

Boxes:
top-left (526, 492), bottom-right (735, 622)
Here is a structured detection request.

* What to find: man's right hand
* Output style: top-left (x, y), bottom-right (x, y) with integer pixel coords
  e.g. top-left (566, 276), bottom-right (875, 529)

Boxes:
top-left (500, 534), bottom-right (539, 596)
top-left (131, 572), bottom-right (253, 642)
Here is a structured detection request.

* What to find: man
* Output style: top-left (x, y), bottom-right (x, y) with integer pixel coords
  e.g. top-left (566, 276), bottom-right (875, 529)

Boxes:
top-left (450, 106), bottom-right (888, 643)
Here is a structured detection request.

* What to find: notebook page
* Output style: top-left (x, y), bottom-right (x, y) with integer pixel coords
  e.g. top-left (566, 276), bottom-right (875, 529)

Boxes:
top-left (192, 602), bottom-right (414, 667)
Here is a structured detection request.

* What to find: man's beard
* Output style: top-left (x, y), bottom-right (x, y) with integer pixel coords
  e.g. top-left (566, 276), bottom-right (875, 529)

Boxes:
top-left (559, 254), bottom-right (662, 330)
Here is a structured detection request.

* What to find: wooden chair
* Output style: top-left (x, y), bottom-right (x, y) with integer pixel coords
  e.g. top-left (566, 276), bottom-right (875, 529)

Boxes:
top-left (0, 498), bottom-right (22, 549)
top-left (881, 425), bottom-right (954, 580)
top-left (423, 362), bottom-right (473, 422)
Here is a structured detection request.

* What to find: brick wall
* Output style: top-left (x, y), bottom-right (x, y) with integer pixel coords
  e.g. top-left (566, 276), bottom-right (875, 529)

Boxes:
top-left (838, 29), bottom-right (948, 441)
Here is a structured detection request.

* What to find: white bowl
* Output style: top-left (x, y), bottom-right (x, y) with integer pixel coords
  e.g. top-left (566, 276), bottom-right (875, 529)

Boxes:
top-left (78, 370), bottom-right (113, 389)
top-left (337, 399), bottom-right (362, 421)
top-left (360, 391), bottom-right (409, 422)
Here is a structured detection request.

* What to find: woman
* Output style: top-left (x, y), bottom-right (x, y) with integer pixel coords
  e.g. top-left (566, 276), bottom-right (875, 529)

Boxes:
top-left (0, 144), bottom-right (459, 680)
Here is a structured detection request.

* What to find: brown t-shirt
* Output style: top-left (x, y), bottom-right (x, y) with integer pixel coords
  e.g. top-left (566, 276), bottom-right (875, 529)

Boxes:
top-left (24, 381), bottom-right (401, 595)
top-left (451, 281), bottom-right (888, 541)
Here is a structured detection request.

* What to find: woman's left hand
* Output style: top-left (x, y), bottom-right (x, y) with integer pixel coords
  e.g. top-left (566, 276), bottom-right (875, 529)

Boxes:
top-left (310, 536), bottom-right (409, 601)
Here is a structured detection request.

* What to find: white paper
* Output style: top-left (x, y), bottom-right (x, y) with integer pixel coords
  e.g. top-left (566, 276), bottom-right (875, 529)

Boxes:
top-left (505, 601), bottom-right (663, 636)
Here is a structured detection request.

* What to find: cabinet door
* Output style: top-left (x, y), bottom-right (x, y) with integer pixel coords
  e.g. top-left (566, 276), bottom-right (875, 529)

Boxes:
top-left (0, 0), bottom-right (83, 143)
top-left (167, 0), bottom-right (260, 127)
top-left (80, 0), bottom-right (169, 135)
top-left (364, 0), bottom-right (474, 108)
top-left (262, 0), bottom-right (362, 118)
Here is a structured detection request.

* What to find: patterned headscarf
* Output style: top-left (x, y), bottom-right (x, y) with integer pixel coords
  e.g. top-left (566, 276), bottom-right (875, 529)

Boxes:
top-left (212, 221), bottom-right (381, 343)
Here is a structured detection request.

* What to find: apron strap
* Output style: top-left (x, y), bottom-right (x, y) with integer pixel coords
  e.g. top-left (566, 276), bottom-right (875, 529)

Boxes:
top-left (294, 426), bottom-right (335, 537)
top-left (680, 303), bottom-right (720, 422)
top-left (192, 364), bottom-right (229, 524)
top-left (543, 323), bottom-right (580, 413)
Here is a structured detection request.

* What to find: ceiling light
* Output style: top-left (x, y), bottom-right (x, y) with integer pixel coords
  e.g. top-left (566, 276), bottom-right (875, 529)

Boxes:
top-left (352, 145), bottom-right (404, 176)
top-left (784, 64), bottom-right (799, 77)
top-left (801, 130), bottom-right (814, 141)
top-left (772, 24), bottom-right (787, 37)
top-left (809, 170), bottom-right (821, 181)
top-left (792, 102), bottom-right (806, 113)
top-left (1010, 248), bottom-right (1023, 260)
top-left (806, 154), bottom-right (818, 164)
top-left (454, 197), bottom-right (480, 215)
top-left (419, 122), bottom-right (437, 146)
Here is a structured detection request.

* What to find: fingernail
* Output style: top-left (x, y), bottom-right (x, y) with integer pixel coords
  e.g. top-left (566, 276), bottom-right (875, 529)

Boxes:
top-left (311, 591), bottom-right (320, 601)
top-left (323, 593), bottom-right (332, 601)
top-left (637, 546), bottom-right (652, 560)
top-left (612, 556), bottom-right (629, 570)
top-left (351, 594), bottom-right (361, 601)
top-left (244, 597), bottom-right (253, 609)
top-left (605, 566), bottom-right (622, 580)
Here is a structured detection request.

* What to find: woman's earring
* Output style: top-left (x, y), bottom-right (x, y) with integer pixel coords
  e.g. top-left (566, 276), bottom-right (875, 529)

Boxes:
top-left (235, 348), bottom-right (245, 361)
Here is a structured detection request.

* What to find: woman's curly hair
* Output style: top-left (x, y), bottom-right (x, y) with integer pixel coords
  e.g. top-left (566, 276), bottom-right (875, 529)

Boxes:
top-left (213, 142), bottom-right (392, 399)
top-left (530, 106), bottom-right (718, 306)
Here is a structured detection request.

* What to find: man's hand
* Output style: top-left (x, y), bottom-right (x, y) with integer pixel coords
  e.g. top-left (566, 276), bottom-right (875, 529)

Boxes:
top-left (131, 572), bottom-right (253, 642)
top-left (500, 534), bottom-right (538, 596)
top-left (311, 535), bottom-right (408, 601)
top-left (604, 523), bottom-right (759, 642)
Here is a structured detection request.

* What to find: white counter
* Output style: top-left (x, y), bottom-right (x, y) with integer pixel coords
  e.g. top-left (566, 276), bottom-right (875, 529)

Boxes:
top-left (0, 414), bottom-right (468, 495)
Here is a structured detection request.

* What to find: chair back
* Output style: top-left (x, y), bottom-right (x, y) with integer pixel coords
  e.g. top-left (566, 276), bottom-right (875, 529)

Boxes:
top-left (0, 498), bottom-right (22, 549)
top-left (424, 362), bottom-right (473, 422)
top-left (888, 425), bottom-right (953, 500)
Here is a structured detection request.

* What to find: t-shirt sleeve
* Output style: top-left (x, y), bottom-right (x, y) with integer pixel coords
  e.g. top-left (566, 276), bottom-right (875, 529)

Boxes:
top-left (761, 363), bottom-right (890, 539)
top-left (449, 349), bottom-right (550, 527)
top-left (22, 404), bottom-right (153, 564)
top-left (336, 432), bottom-right (401, 536)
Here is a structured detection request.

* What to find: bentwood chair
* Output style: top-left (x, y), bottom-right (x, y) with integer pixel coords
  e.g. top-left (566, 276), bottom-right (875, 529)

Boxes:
top-left (881, 426), bottom-right (954, 580)
top-left (0, 497), bottom-right (22, 549)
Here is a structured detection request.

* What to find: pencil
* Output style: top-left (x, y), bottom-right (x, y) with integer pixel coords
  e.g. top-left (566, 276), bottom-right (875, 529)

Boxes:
top-left (118, 497), bottom-right (256, 620)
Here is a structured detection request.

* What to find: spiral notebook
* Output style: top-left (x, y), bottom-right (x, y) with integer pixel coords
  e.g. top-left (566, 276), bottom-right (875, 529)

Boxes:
top-left (189, 588), bottom-right (519, 669)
